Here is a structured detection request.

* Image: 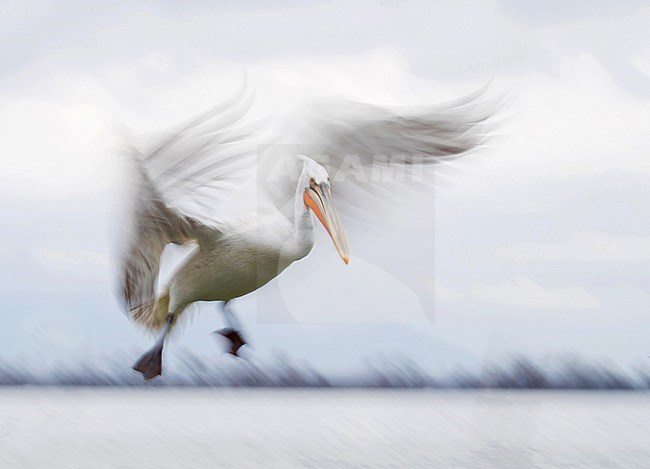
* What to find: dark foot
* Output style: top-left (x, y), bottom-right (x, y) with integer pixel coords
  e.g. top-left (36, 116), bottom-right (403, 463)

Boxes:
top-left (133, 345), bottom-right (163, 380)
top-left (214, 328), bottom-right (246, 356)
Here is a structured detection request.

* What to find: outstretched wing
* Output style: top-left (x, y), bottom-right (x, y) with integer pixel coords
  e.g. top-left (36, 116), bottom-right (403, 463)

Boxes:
top-left (118, 159), bottom-right (195, 329)
top-left (267, 88), bottom-right (496, 313)
top-left (118, 89), bottom-right (267, 328)
top-left (286, 88), bottom-right (495, 227)
top-left (134, 89), bottom-right (267, 229)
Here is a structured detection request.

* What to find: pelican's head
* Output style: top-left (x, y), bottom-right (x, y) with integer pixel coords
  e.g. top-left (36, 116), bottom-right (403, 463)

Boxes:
top-left (300, 159), bottom-right (350, 265)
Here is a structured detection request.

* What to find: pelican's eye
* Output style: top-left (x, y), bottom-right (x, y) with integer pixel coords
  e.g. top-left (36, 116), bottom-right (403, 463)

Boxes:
top-left (309, 177), bottom-right (316, 186)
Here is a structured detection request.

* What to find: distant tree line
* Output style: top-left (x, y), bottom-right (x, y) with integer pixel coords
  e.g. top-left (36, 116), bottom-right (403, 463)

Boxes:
top-left (0, 352), bottom-right (648, 389)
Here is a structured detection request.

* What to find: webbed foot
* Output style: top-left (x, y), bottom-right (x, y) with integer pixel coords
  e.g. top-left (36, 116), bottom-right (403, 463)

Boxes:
top-left (133, 344), bottom-right (163, 380)
top-left (214, 328), bottom-right (246, 356)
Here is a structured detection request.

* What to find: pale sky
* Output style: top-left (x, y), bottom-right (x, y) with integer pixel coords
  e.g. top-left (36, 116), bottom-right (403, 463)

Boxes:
top-left (2, 0), bottom-right (650, 376)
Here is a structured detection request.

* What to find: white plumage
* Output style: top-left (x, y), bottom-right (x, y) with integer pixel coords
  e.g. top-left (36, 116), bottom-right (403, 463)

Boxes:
top-left (118, 86), bottom-right (492, 379)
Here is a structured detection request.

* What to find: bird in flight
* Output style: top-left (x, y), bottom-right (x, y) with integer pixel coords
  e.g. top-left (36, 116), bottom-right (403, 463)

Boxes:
top-left (118, 86), bottom-right (492, 379)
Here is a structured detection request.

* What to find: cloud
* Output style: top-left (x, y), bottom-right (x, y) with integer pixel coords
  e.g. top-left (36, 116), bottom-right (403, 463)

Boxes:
top-left (275, 253), bottom-right (430, 324)
top-left (482, 231), bottom-right (650, 264)
top-left (635, 58), bottom-right (650, 78)
top-left (471, 275), bottom-right (599, 311)
top-left (418, 275), bottom-right (463, 305)
top-left (2, 0), bottom-right (650, 368)
top-left (34, 249), bottom-right (109, 267)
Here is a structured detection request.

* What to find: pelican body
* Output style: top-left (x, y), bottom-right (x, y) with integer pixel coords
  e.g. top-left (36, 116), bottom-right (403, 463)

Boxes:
top-left (119, 87), bottom-right (491, 379)
top-left (166, 160), bottom-right (347, 315)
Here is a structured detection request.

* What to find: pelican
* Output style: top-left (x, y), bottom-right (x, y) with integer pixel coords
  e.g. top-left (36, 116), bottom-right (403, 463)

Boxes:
top-left (118, 86), bottom-right (491, 379)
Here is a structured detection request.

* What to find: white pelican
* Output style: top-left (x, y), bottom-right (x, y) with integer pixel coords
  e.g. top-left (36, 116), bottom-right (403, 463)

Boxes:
top-left (118, 87), bottom-right (491, 379)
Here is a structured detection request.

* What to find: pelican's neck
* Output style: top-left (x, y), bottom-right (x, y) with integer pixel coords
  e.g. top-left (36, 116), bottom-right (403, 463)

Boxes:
top-left (293, 159), bottom-right (315, 244)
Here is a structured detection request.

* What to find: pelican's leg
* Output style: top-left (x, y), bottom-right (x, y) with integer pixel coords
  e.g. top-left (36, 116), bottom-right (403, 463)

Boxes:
top-left (213, 301), bottom-right (247, 356)
top-left (133, 314), bottom-right (174, 380)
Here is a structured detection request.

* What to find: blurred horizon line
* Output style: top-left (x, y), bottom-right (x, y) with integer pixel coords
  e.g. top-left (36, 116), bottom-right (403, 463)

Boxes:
top-left (1, 352), bottom-right (649, 390)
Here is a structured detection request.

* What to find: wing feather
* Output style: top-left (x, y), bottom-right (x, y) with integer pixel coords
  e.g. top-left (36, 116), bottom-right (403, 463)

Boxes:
top-left (119, 159), bottom-right (195, 328)
top-left (118, 88), bottom-right (267, 328)
top-left (118, 85), bottom-right (495, 327)
top-left (280, 87), bottom-right (496, 226)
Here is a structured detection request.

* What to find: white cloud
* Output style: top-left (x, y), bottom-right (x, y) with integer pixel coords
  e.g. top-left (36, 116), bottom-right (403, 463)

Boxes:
top-left (2, 0), bottom-right (650, 365)
top-left (418, 275), bottom-right (463, 305)
top-left (484, 231), bottom-right (650, 264)
top-left (634, 58), bottom-right (650, 78)
top-left (471, 275), bottom-right (599, 311)
top-left (34, 249), bottom-right (109, 267)
top-left (276, 253), bottom-right (430, 324)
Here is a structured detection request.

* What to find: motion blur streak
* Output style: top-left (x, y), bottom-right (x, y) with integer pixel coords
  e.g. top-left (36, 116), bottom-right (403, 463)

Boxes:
top-left (1, 389), bottom-right (649, 467)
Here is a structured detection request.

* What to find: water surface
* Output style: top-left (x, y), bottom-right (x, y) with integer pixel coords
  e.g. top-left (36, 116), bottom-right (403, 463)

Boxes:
top-left (0, 388), bottom-right (648, 467)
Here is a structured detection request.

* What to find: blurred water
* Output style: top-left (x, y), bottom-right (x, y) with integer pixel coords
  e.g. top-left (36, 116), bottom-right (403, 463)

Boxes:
top-left (0, 388), bottom-right (648, 468)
